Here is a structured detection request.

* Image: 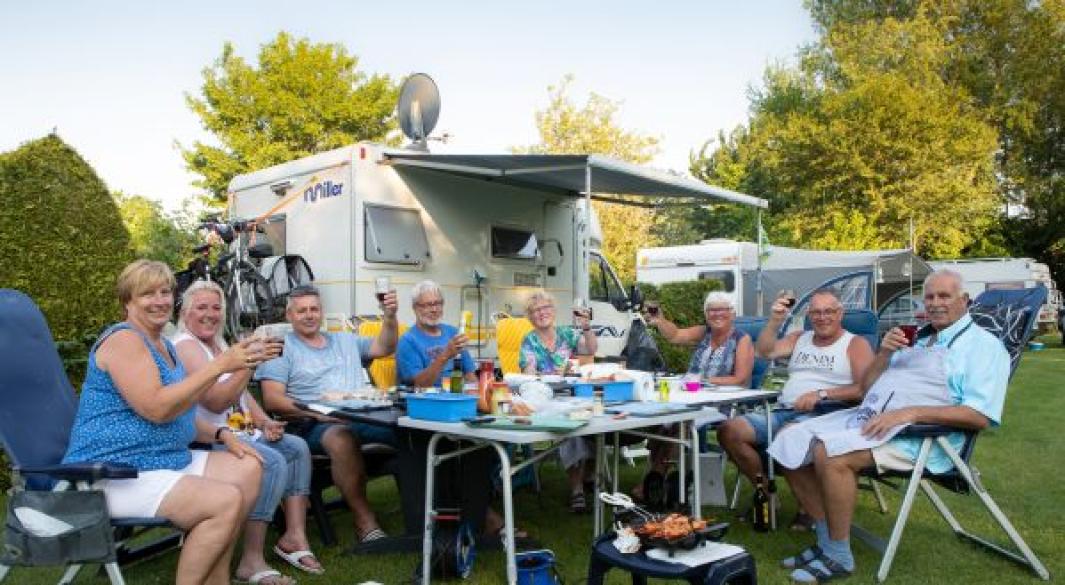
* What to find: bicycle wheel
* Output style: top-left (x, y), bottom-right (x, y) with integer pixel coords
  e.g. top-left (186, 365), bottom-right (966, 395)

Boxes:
top-left (237, 262), bottom-right (277, 326)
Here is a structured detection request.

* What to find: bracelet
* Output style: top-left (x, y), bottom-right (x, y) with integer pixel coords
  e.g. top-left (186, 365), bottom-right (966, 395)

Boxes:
top-left (214, 427), bottom-right (231, 443)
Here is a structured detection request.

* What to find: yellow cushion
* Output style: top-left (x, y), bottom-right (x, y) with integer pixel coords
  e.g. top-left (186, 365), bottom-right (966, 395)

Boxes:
top-left (357, 320), bottom-right (408, 389)
top-left (495, 317), bottom-right (534, 374)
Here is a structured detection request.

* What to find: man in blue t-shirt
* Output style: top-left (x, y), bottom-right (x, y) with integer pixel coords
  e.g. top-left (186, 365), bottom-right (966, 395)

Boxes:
top-left (257, 285), bottom-right (398, 544)
top-left (396, 280), bottom-right (476, 387)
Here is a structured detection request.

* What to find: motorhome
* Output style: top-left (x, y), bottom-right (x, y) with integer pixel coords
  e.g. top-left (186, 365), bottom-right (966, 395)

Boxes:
top-left (227, 145), bottom-right (767, 361)
top-left (929, 258), bottom-right (1061, 327)
top-left (636, 239), bottom-right (931, 320)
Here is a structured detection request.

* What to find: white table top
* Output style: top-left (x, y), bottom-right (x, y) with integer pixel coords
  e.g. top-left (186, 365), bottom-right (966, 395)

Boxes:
top-left (397, 409), bottom-right (704, 444)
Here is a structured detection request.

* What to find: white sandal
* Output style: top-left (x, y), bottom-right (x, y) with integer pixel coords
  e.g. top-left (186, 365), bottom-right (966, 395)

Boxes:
top-left (272, 545), bottom-right (325, 575)
top-left (233, 568), bottom-right (295, 584)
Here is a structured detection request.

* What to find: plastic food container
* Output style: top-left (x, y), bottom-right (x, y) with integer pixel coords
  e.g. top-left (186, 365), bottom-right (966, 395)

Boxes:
top-left (1028, 341), bottom-right (1045, 352)
top-left (406, 393), bottom-right (477, 422)
top-left (684, 381), bottom-right (701, 392)
top-left (573, 380), bottom-right (634, 402)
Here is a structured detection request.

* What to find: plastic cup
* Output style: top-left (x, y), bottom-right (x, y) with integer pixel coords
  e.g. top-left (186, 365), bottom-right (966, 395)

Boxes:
top-left (684, 380), bottom-right (701, 392)
top-left (899, 324), bottom-right (919, 347)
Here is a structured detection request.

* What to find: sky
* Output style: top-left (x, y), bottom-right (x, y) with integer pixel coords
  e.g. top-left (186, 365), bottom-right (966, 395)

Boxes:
top-left (0, 1), bottom-right (816, 212)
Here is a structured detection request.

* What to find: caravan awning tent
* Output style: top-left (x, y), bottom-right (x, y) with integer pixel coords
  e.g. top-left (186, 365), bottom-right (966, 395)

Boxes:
top-left (382, 152), bottom-right (769, 208)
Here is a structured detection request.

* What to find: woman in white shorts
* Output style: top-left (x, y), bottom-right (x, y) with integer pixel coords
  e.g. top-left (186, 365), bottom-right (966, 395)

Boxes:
top-left (62, 260), bottom-right (281, 585)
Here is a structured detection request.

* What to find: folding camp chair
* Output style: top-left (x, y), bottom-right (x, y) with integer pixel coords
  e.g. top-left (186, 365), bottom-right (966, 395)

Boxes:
top-left (494, 315), bottom-right (534, 374)
top-left (0, 289), bottom-right (180, 585)
top-left (853, 286), bottom-right (1051, 582)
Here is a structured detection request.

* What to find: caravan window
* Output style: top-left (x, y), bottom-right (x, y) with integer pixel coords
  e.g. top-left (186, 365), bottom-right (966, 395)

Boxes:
top-left (491, 226), bottom-right (538, 260)
top-left (697, 270), bottom-right (735, 292)
top-left (364, 204), bottom-right (431, 264)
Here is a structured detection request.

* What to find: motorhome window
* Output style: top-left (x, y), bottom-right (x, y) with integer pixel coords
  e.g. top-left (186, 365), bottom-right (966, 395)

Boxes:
top-left (491, 226), bottom-right (538, 260)
top-left (697, 270), bottom-right (736, 292)
top-left (364, 204), bottom-right (430, 265)
top-left (589, 259), bottom-right (609, 301)
top-left (589, 254), bottom-right (625, 303)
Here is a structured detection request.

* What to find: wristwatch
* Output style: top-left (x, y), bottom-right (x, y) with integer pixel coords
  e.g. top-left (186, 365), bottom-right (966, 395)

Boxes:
top-left (817, 389), bottom-right (829, 401)
top-left (214, 427), bottom-right (232, 443)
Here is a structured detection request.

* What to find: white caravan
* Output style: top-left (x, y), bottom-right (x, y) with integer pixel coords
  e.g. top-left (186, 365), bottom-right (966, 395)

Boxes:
top-left (636, 239), bottom-right (930, 318)
top-left (929, 258), bottom-right (1062, 326)
top-left (227, 144), bottom-right (766, 361)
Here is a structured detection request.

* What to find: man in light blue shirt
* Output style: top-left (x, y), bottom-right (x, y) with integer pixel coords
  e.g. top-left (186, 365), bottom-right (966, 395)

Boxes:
top-left (779, 269), bottom-right (1010, 583)
top-left (396, 280), bottom-right (476, 387)
top-left (258, 285), bottom-right (398, 544)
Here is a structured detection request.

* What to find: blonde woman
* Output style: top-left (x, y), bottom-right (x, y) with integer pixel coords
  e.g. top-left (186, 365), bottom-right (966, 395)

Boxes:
top-left (174, 281), bottom-right (322, 583)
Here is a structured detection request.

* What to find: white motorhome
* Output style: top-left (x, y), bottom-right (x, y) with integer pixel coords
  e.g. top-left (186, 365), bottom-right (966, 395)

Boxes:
top-left (227, 144), bottom-right (766, 360)
top-left (636, 239), bottom-right (930, 318)
top-left (929, 258), bottom-right (1062, 326)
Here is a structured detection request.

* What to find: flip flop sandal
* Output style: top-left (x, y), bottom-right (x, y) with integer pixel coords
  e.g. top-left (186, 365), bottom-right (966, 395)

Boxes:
top-left (357, 527), bottom-right (388, 544)
top-left (272, 546), bottom-right (325, 575)
top-left (233, 569), bottom-right (296, 584)
top-left (780, 545), bottom-right (823, 569)
top-left (789, 552), bottom-right (853, 583)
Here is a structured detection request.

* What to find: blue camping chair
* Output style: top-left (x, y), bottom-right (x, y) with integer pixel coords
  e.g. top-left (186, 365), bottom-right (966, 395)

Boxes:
top-left (0, 289), bottom-right (180, 585)
top-left (733, 316), bottom-right (771, 390)
top-left (852, 286), bottom-right (1050, 582)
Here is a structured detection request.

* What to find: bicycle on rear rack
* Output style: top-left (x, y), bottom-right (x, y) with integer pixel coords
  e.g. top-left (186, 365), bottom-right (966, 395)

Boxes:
top-left (174, 218), bottom-right (279, 340)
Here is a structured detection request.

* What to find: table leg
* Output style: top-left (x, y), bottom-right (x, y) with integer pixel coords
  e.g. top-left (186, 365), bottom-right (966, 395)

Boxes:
top-left (593, 433), bottom-right (605, 537)
top-left (690, 419), bottom-right (702, 518)
top-left (678, 422), bottom-right (686, 505)
top-left (487, 441), bottom-right (518, 585)
top-left (764, 399), bottom-right (777, 530)
top-left (421, 433), bottom-right (443, 584)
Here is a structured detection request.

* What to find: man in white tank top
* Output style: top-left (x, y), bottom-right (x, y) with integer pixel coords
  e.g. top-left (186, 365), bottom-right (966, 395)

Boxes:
top-left (716, 289), bottom-right (873, 527)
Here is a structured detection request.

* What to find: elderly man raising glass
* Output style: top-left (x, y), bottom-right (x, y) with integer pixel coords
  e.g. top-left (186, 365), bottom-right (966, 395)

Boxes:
top-left (717, 288), bottom-right (873, 530)
top-left (396, 280), bottom-right (476, 387)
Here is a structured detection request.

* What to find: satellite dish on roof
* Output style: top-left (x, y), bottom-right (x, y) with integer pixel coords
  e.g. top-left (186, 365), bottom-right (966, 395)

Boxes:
top-left (397, 73), bottom-right (440, 151)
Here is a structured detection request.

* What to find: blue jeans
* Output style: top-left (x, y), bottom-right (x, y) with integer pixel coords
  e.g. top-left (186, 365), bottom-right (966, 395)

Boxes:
top-left (742, 409), bottom-right (812, 447)
top-left (219, 433), bottom-right (312, 522)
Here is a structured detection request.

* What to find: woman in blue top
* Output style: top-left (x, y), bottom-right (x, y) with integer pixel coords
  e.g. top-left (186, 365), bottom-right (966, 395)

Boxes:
top-left (63, 260), bottom-right (281, 585)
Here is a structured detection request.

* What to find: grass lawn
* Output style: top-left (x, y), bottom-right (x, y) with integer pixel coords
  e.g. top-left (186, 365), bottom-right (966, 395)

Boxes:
top-left (5, 336), bottom-right (1064, 584)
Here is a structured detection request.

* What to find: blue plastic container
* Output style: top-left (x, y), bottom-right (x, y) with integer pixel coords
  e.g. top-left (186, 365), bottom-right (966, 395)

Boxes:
top-left (572, 380), bottom-right (634, 402)
top-left (406, 393), bottom-right (477, 422)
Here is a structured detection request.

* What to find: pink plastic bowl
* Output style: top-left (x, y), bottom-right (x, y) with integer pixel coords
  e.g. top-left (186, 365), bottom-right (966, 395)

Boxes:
top-left (684, 381), bottom-right (701, 392)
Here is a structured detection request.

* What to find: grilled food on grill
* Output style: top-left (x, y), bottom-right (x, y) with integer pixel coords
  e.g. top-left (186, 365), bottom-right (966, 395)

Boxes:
top-left (634, 514), bottom-right (708, 541)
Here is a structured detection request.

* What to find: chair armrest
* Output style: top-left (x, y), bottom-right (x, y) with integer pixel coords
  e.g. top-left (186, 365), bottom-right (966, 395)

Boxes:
top-left (813, 400), bottom-right (853, 415)
top-left (18, 462), bottom-right (138, 482)
top-left (898, 424), bottom-right (965, 437)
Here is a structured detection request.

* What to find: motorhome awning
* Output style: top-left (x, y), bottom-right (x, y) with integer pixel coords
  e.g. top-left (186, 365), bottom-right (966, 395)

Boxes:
top-left (381, 152), bottom-right (768, 209)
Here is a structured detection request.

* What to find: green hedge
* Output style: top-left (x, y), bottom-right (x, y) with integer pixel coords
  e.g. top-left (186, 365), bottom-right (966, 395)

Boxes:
top-left (0, 135), bottom-right (132, 340)
top-left (638, 280), bottom-right (722, 373)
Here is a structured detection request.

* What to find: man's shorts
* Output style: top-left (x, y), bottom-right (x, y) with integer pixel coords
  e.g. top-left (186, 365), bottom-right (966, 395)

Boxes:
top-left (96, 449), bottom-right (210, 519)
top-left (871, 441), bottom-right (916, 473)
top-left (741, 409), bottom-right (813, 447)
top-left (288, 419), bottom-right (397, 454)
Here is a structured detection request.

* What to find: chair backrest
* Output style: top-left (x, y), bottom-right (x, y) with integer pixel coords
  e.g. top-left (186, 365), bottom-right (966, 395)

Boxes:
top-left (495, 317), bottom-right (534, 374)
top-left (969, 285), bottom-right (1046, 379)
top-left (803, 308), bottom-right (880, 351)
top-left (733, 316), bottom-right (770, 389)
top-left (356, 319), bottom-right (408, 388)
top-left (0, 289), bottom-right (79, 471)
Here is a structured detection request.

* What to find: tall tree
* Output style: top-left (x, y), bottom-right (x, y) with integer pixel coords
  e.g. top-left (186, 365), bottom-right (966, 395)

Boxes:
top-left (115, 192), bottom-right (199, 269)
top-left (515, 76), bottom-right (661, 283)
top-left (690, 8), bottom-right (1002, 258)
top-left (183, 32), bottom-right (399, 202)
